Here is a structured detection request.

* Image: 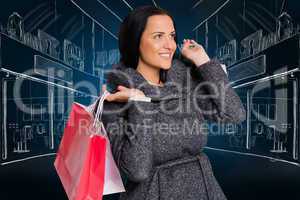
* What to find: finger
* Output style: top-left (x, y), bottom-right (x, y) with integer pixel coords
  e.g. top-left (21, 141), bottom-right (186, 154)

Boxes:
top-left (188, 39), bottom-right (196, 49)
top-left (117, 85), bottom-right (129, 91)
top-left (105, 93), bottom-right (113, 101)
top-left (190, 39), bottom-right (203, 48)
top-left (183, 42), bottom-right (196, 52)
top-left (184, 39), bottom-right (191, 44)
top-left (182, 39), bottom-right (191, 50)
top-left (106, 91), bottom-right (122, 102)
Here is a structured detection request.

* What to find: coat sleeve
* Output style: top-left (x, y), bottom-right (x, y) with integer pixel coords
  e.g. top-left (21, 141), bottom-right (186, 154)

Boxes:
top-left (100, 65), bottom-right (154, 183)
top-left (101, 100), bottom-right (154, 183)
top-left (190, 59), bottom-right (246, 123)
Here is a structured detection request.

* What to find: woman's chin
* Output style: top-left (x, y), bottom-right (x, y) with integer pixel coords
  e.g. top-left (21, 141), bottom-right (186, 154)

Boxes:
top-left (159, 62), bottom-right (172, 70)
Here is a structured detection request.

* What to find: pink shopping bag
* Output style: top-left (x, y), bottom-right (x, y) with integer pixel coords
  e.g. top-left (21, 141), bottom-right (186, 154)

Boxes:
top-left (54, 91), bottom-right (125, 200)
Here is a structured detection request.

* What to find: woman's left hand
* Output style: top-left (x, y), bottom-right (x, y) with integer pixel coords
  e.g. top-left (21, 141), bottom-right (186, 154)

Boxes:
top-left (180, 39), bottom-right (210, 67)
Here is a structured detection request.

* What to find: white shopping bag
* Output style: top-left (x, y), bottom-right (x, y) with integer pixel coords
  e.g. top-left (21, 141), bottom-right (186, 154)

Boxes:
top-left (87, 90), bottom-right (126, 195)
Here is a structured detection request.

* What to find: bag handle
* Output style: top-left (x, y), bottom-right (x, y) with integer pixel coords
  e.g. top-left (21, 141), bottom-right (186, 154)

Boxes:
top-left (93, 90), bottom-right (110, 127)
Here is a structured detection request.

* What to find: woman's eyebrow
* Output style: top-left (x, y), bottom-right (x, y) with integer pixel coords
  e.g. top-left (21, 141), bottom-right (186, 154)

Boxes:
top-left (151, 31), bottom-right (176, 34)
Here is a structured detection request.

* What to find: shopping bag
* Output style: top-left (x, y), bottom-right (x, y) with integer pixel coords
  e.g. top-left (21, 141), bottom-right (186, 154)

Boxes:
top-left (102, 123), bottom-right (126, 195)
top-left (54, 90), bottom-right (125, 200)
top-left (93, 92), bottom-right (126, 195)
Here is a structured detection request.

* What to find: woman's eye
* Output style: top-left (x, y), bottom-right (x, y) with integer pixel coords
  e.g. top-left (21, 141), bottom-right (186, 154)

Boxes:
top-left (154, 34), bottom-right (163, 39)
top-left (171, 34), bottom-right (176, 39)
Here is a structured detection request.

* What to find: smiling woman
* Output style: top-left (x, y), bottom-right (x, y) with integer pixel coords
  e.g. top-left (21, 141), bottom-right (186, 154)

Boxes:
top-left (117, 6), bottom-right (181, 85)
top-left (101, 5), bottom-right (246, 200)
top-left (137, 14), bottom-right (177, 85)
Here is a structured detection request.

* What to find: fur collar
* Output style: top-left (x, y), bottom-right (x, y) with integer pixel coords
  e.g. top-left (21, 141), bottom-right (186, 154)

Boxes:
top-left (105, 58), bottom-right (193, 100)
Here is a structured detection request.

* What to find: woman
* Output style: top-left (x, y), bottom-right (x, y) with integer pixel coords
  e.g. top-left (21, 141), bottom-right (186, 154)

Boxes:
top-left (101, 5), bottom-right (246, 200)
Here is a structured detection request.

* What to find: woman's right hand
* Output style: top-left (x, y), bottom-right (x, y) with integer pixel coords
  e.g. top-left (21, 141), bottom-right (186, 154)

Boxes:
top-left (102, 84), bottom-right (146, 102)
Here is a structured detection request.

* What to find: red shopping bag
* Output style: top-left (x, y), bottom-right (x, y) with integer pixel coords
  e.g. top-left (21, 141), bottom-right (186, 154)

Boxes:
top-left (54, 91), bottom-right (125, 200)
top-left (54, 102), bottom-right (106, 200)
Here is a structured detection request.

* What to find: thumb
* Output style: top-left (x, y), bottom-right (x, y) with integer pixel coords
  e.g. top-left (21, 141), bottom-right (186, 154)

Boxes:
top-left (101, 84), bottom-right (111, 95)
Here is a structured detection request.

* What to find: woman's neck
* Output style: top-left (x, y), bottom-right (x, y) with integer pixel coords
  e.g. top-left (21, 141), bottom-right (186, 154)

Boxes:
top-left (136, 61), bottom-right (161, 85)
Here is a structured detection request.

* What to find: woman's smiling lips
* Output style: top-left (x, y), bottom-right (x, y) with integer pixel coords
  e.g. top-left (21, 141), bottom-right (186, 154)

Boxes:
top-left (159, 52), bottom-right (172, 59)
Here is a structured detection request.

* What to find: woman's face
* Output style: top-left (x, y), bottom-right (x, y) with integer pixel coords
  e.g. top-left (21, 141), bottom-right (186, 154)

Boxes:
top-left (138, 15), bottom-right (177, 70)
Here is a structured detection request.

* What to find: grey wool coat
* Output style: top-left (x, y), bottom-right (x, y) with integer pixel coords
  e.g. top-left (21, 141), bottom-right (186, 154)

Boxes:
top-left (101, 58), bottom-right (246, 200)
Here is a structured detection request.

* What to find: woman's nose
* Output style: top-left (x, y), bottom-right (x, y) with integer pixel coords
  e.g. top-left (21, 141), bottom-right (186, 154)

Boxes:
top-left (163, 36), bottom-right (174, 49)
